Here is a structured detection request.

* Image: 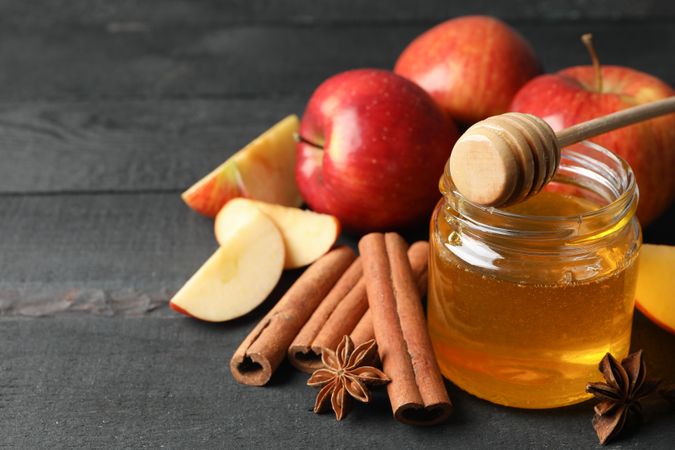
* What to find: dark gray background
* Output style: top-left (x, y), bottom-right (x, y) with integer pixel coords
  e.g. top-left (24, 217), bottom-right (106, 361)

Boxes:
top-left (0, 1), bottom-right (674, 448)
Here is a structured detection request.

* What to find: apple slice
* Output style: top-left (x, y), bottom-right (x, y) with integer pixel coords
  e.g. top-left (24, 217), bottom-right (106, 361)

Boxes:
top-left (635, 243), bottom-right (675, 334)
top-left (182, 115), bottom-right (302, 217)
top-left (215, 199), bottom-right (340, 269)
top-left (170, 199), bottom-right (285, 322)
top-left (180, 158), bottom-right (241, 218)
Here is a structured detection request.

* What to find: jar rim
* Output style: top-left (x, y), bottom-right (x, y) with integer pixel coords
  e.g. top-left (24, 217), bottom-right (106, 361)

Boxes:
top-left (441, 140), bottom-right (639, 244)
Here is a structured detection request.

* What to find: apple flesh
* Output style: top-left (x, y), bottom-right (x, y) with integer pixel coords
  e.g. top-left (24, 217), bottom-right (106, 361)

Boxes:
top-left (170, 199), bottom-right (285, 322)
top-left (394, 15), bottom-right (541, 124)
top-left (215, 199), bottom-right (340, 269)
top-left (510, 66), bottom-right (675, 226)
top-left (635, 244), bottom-right (675, 335)
top-left (182, 115), bottom-right (303, 217)
top-left (296, 69), bottom-right (458, 231)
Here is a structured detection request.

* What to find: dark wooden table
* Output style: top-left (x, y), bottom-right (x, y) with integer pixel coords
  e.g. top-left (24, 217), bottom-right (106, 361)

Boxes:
top-left (1, 1), bottom-right (674, 448)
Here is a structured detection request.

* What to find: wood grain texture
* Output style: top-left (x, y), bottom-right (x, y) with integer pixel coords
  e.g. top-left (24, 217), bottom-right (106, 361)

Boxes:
top-left (0, 194), bottom-right (213, 291)
top-left (0, 193), bottom-right (359, 318)
top-left (0, 192), bottom-right (670, 319)
top-left (0, 313), bottom-right (673, 448)
top-left (0, 0), bottom-right (673, 25)
top-left (0, 22), bottom-right (671, 103)
top-left (0, 2), bottom-right (674, 447)
top-left (0, 99), bottom-right (304, 193)
top-left (0, 22), bottom-right (672, 195)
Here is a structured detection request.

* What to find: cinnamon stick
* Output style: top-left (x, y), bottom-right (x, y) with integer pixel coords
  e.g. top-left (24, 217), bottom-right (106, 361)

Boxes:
top-left (288, 241), bottom-right (430, 373)
top-left (230, 246), bottom-right (356, 386)
top-left (360, 233), bottom-right (451, 426)
top-left (349, 309), bottom-right (374, 346)
top-left (287, 257), bottom-right (363, 372)
top-left (351, 240), bottom-right (430, 346)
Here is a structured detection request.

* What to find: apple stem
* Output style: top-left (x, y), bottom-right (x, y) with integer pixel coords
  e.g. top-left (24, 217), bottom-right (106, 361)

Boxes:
top-left (294, 132), bottom-right (324, 150)
top-left (581, 33), bottom-right (603, 93)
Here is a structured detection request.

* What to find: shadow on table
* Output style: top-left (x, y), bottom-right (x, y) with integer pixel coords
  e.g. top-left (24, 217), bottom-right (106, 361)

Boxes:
top-left (631, 309), bottom-right (675, 383)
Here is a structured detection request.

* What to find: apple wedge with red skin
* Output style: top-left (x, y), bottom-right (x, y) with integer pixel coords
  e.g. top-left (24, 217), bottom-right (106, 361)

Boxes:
top-left (510, 57), bottom-right (675, 226)
top-left (181, 158), bottom-right (241, 218)
top-left (182, 115), bottom-right (302, 217)
top-left (296, 69), bottom-right (458, 231)
top-left (394, 15), bottom-right (541, 124)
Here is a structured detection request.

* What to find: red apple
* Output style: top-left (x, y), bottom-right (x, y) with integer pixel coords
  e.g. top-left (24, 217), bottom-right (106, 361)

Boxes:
top-left (510, 37), bottom-right (675, 225)
top-left (296, 69), bottom-right (458, 231)
top-left (394, 15), bottom-right (541, 124)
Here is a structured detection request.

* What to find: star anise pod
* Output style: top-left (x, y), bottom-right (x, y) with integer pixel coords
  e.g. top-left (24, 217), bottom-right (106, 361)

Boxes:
top-left (307, 335), bottom-right (390, 421)
top-left (586, 350), bottom-right (660, 445)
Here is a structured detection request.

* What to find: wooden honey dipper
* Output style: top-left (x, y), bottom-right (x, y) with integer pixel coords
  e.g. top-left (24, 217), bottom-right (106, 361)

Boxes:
top-left (449, 96), bottom-right (675, 207)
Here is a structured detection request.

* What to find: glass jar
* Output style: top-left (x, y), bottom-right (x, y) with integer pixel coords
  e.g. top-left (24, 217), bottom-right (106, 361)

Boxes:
top-left (427, 141), bottom-right (641, 409)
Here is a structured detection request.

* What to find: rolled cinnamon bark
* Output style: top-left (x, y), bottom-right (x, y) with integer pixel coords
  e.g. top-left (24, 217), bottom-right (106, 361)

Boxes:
top-left (409, 241), bottom-right (430, 296)
top-left (288, 241), bottom-right (430, 372)
top-left (360, 233), bottom-right (451, 426)
top-left (230, 246), bottom-right (356, 386)
top-left (287, 257), bottom-right (363, 372)
top-left (313, 278), bottom-right (367, 351)
top-left (349, 309), bottom-right (374, 346)
top-left (350, 241), bottom-right (430, 347)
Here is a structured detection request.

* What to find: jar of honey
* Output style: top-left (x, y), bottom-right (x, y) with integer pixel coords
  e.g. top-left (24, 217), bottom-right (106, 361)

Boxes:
top-left (428, 141), bottom-right (641, 409)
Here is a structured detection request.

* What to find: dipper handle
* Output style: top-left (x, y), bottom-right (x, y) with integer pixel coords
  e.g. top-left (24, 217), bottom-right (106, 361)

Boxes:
top-left (556, 96), bottom-right (675, 147)
top-left (449, 96), bottom-right (675, 207)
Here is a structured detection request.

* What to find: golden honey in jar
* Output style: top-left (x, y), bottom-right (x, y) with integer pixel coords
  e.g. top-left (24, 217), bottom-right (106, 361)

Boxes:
top-left (428, 142), bottom-right (641, 409)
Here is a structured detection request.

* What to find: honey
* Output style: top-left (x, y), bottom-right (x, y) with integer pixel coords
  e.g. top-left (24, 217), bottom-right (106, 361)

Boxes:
top-left (428, 142), bottom-right (641, 409)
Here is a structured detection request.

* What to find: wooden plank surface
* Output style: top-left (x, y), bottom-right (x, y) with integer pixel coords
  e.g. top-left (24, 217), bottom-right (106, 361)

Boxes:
top-left (0, 22), bottom-right (673, 194)
top-left (0, 193), bottom-right (388, 318)
top-left (1, 0), bottom-right (673, 25)
top-left (0, 99), bottom-right (303, 193)
top-left (0, 193), bottom-right (671, 318)
top-left (1, 313), bottom-right (673, 449)
top-left (0, 22), bottom-right (671, 104)
top-left (1, 0), bottom-right (674, 447)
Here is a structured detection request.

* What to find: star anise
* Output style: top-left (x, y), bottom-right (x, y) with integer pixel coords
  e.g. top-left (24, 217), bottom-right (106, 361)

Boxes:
top-left (586, 350), bottom-right (660, 445)
top-left (307, 335), bottom-right (390, 421)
